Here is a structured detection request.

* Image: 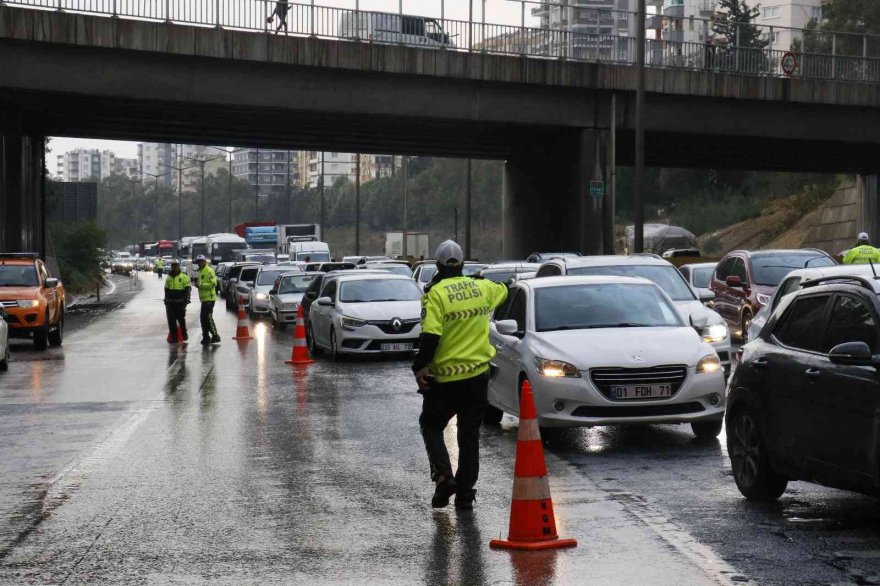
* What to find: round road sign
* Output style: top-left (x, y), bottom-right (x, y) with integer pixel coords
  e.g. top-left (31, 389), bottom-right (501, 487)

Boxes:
top-left (781, 52), bottom-right (797, 76)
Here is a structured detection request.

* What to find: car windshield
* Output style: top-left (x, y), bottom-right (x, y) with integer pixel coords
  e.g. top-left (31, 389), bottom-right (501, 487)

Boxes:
top-left (376, 265), bottom-right (413, 277)
top-left (240, 268), bottom-right (259, 282)
top-left (339, 279), bottom-right (423, 302)
top-left (752, 254), bottom-right (835, 286)
top-left (536, 284), bottom-right (684, 332)
top-left (463, 264), bottom-right (486, 276)
top-left (296, 252), bottom-right (331, 263)
top-left (692, 267), bottom-right (714, 289)
top-left (567, 265), bottom-right (695, 301)
top-left (0, 265), bottom-right (38, 287)
top-left (257, 270), bottom-right (285, 286)
top-left (279, 275), bottom-right (315, 294)
top-left (483, 271), bottom-right (516, 283)
top-left (418, 266), bottom-right (437, 282)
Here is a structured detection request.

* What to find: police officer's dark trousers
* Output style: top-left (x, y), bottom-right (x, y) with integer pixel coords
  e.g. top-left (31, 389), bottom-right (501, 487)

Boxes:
top-left (200, 301), bottom-right (218, 340)
top-left (165, 302), bottom-right (187, 337)
top-left (419, 372), bottom-right (489, 491)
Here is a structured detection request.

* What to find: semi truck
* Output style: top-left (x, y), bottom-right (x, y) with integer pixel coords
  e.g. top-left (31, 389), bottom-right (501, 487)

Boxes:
top-left (385, 232), bottom-right (429, 259)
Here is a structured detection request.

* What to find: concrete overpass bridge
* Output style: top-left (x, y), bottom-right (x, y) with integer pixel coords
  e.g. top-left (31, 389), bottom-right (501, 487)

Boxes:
top-left (1, 2), bottom-right (878, 257)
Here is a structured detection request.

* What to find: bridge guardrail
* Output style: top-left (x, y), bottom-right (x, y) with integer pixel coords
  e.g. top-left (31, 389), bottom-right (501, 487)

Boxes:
top-left (3, 0), bottom-right (879, 84)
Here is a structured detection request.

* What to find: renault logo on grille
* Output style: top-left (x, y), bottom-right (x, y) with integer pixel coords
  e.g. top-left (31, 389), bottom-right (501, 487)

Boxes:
top-left (391, 318), bottom-right (403, 332)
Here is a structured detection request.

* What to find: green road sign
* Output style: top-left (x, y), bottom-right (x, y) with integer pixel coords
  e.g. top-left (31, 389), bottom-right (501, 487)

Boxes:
top-left (589, 180), bottom-right (605, 198)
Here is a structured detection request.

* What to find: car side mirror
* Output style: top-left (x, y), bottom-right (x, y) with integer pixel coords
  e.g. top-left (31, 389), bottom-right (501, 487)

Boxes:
top-left (495, 319), bottom-right (519, 336)
top-left (44, 278), bottom-right (59, 288)
top-left (725, 275), bottom-right (743, 288)
top-left (245, 281), bottom-right (254, 287)
top-left (269, 289), bottom-right (278, 295)
top-left (689, 314), bottom-right (709, 329)
top-left (316, 296), bottom-right (333, 307)
top-left (829, 342), bottom-right (877, 367)
top-left (698, 290), bottom-right (715, 302)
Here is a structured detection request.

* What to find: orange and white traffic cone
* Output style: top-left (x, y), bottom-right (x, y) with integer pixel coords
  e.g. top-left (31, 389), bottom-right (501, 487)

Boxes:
top-left (490, 380), bottom-right (577, 551)
top-left (232, 296), bottom-right (254, 341)
top-left (286, 305), bottom-right (315, 365)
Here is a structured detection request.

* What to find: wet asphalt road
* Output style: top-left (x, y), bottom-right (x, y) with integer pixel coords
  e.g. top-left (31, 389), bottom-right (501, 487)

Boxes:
top-left (2, 277), bottom-right (880, 585)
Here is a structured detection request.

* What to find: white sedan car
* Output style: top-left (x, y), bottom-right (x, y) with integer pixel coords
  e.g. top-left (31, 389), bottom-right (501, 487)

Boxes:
top-left (307, 273), bottom-right (422, 360)
top-left (0, 308), bottom-right (9, 371)
top-left (487, 276), bottom-right (726, 438)
top-left (269, 272), bottom-right (319, 330)
top-left (249, 266), bottom-right (297, 318)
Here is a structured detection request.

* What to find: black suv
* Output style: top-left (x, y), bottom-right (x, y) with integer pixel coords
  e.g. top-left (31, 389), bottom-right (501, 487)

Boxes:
top-left (727, 275), bottom-right (880, 501)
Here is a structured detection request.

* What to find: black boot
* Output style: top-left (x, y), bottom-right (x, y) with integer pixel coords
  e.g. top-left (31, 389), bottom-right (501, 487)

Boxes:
top-left (431, 477), bottom-right (458, 509)
top-left (455, 488), bottom-right (476, 510)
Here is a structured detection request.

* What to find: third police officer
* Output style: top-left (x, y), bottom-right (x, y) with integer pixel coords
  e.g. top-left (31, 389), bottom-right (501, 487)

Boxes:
top-left (195, 255), bottom-right (221, 345)
top-left (413, 240), bottom-right (508, 510)
top-left (843, 232), bottom-right (880, 265)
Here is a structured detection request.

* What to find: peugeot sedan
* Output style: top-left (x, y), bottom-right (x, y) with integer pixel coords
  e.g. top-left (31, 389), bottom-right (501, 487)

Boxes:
top-left (249, 266), bottom-right (298, 318)
top-left (487, 276), bottom-right (726, 437)
top-left (307, 273), bottom-right (422, 360)
top-left (269, 272), bottom-right (319, 330)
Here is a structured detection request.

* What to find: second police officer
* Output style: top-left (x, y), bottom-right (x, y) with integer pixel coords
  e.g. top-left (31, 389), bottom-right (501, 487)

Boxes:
top-left (412, 240), bottom-right (508, 510)
top-left (195, 255), bottom-right (221, 345)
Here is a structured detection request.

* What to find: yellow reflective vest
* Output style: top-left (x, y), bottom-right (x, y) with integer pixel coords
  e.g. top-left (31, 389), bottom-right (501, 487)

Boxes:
top-left (843, 245), bottom-right (880, 265)
top-left (421, 277), bottom-right (508, 383)
top-left (197, 264), bottom-right (218, 302)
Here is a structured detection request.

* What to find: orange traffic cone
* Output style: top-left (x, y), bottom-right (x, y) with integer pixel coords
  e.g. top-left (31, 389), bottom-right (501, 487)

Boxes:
top-left (286, 305), bottom-right (315, 365)
top-left (232, 296), bottom-right (254, 341)
top-left (490, 381), bottom-right (577, 551)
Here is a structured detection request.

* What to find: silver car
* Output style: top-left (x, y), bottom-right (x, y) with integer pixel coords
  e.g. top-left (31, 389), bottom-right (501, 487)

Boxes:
top-left (678, 262), bottom-right (717, 303)
top-left (487, 276), bottom-right (726, 437)
top-left (249, 266), bottom-right (298, 318)
top-left (307, 273), bottom-right (423, 360)
top-left (0, 308), bottom-right (9, 372)
top-left (269, 272), bottom-right (319, 330)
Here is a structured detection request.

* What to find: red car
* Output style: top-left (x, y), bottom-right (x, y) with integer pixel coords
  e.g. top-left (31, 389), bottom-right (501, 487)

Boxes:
top-left (709, 249), bottom-right (835, 340)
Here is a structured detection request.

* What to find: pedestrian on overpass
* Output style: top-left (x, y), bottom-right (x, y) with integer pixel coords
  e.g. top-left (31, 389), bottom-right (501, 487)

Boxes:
top-left (413, 240), bottom-right (508, 510)
top-left (155, 258), bottom-right (165, 279)
top-left (195, 255), bottom-right (221, 346)
top-left (843, 233), bottom-right (880, 265)
top-left (266, 0), bottom-right (290, 34)
top-left (164, 259), bottom-right (191, 343)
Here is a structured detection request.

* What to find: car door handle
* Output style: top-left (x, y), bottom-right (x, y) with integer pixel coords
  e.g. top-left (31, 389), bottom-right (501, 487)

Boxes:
top-left (753, 358), bottom-right (768, 368)
top-left (806, 368), bottom-right (821, 381)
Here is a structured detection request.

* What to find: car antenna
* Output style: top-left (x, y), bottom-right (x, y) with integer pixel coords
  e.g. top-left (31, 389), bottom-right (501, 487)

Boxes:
top-left (871, 260), bottom-right (879, 280)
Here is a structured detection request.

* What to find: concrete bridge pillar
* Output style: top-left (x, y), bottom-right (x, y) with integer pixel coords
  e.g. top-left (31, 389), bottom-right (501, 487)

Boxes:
top-left (0, 105), bottom-right (44, 255)
top-left (502, 128), bottom-right (611, 259)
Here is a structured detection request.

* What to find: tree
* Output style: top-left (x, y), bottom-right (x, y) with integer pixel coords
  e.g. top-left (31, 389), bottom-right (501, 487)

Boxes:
top-left (712, 0), bottom-right (769, 50)
top-left (798, 0), bottom-right (880, 58)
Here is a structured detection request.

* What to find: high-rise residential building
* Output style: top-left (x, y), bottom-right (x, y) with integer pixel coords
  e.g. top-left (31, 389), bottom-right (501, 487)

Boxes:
top-left (115, 158), bottom-right (139, 179)
top-left (232, 149), bottom-right (299, 196)
top-left (296, 152), bottom-right (399, 189)
top-left (306, 152), bottom-right (359, 189)
top-left (754, 0), bottom-right (824, 51)
top-left (531, 0), bottom-right (663, 62)
top-left (179, 144), bottom-right (213, 191)
top-left (662, 0), bottom-right (717, 45)
top-left (138, 143), bottom-right (177, 190)
top-left (55, 149), bottom-right (117, 182)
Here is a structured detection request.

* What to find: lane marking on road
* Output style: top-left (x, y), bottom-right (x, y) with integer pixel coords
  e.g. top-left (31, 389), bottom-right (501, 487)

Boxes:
top-left (104, 275), bottom-right (118, 297)
top-left (0, 356), bottom-right (185, 560)
top-left (549, 455), bottom-right (750, 586)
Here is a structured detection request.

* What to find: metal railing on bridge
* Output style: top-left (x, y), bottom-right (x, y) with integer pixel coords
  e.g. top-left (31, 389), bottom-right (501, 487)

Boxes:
top-left (3, 0), bottom-right (879, 85)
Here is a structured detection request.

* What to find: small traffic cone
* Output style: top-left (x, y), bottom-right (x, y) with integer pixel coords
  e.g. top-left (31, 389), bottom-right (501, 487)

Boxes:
top-left (232, 296), bottom-right (254, 341)
top-left (286, 305), bottom-right (315, 365)
top-left (490, 381), bottom-right (577, 551)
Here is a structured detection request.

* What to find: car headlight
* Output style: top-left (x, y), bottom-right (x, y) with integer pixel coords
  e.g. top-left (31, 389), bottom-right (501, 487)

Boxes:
top-left (756, 293), bottom-right (771, 305)
top-left (340, 316), bottom-right (367, 329)
top-left (255, 293), bottom-right (269, 300)
top-left (17, 300), bottom-right (40, 308)
top-left (282, 303), bottom-right (298, 310)
top-left (534, 357), bottom-right (581, 378)
top-left (696, 354), bottom-right (722, 374)
top-left (702, 324), bottom-right (728, 344)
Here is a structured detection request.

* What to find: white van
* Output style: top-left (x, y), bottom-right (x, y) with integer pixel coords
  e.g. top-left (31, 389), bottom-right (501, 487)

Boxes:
top-left (339, 11), bottom-right (454, 48)
top-left (288, 241), bottom-right (331, 264)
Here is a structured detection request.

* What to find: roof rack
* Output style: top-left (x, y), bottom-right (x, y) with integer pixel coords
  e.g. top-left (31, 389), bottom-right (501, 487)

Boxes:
top-left (0, 252), bottom-right (39, 259)
top-left (801, 274), bottom-right (880, 292)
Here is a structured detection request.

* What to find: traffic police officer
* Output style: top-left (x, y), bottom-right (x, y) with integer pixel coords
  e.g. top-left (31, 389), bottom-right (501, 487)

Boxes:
top-left (155, 257), bottom-right (166, 279)
top-left (164, 259), bottom-right (191, 342)
top-left (413, 240), bottom-right (508, 509)
top-left (843, 232), bottom-right (880, 265)
top-left (195, 255), bottom-right (221, 345)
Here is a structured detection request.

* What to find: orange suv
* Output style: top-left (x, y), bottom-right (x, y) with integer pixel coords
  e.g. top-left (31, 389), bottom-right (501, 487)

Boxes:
top-left (0, 253), bottom-right (66, 350)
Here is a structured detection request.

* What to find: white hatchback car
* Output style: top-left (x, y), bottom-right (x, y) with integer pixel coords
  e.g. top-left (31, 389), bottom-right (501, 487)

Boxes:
top-left (307, 273), bottom-right (423, 360)
top-left (487, 276), bottom-right (726, 437)
top-left (0, 308), bottom-right (9, 372)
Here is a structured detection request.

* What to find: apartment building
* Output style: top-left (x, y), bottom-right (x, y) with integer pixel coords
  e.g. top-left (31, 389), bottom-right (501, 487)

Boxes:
top-left (55, 149), bottom-right (117, 182)
top-left (138, 143), bottom-right (177, 190)
top-left (115, 158), bottom-right (139, 179)
top-left (232, 149), bottom-right (299, 196)
top-left (754, 0), bottom-right (824, 50)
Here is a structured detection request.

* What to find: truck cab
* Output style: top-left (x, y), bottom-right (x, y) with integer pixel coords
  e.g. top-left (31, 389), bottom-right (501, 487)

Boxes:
top-left (287, 240), bottom-right (331, 264)
top-left (0, 253), bottom-right (66, 350)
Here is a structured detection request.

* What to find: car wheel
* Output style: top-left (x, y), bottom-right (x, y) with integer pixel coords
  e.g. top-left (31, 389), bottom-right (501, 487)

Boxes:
top-left (741, 311), bottom-right (753, 343)
top-left (483, 405), bottom-right (504, 425)
top-left (48, 311), bottom-right (64, 347)
top-left (727, 407), bottom-right (788, 501)
top-left (0, 345), bottom-right (9, 372)
top-left (329, 328), bottom-right (341, 362)
top-left (307, 323), bottom-right (323, 356)
top-left (691, 419), bottom-right (722, 439)
top-left (33, 313), bottom-right (49, 351)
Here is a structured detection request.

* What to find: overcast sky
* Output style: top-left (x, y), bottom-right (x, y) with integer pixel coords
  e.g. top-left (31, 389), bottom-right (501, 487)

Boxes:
top-left (48, 1), bottom-right (547, 159)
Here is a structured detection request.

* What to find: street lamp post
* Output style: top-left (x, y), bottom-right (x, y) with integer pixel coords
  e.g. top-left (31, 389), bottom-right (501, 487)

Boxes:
top-left (355, 154), bottom-right (361, 256)
top-left (402, 156), bottom-right (408, 259)
top-left (320, 152), bottom-right (326, 233)
top-left (158, 158), bottom-right (199, 242)
top-left (138, 170), bottom-right (170, 240)
top-left (465, 158), bottom-right (472, 260)
top-left (635, 0), bottom-right (646, 253)
top-left (208, 146), bottom-right (243, 233)
top-left (186, 154), bottom-right (224, 235)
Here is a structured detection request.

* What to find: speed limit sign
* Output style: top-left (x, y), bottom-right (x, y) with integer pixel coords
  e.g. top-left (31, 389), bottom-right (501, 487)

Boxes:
top-left (781, 52), bottom-right (797, 76)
